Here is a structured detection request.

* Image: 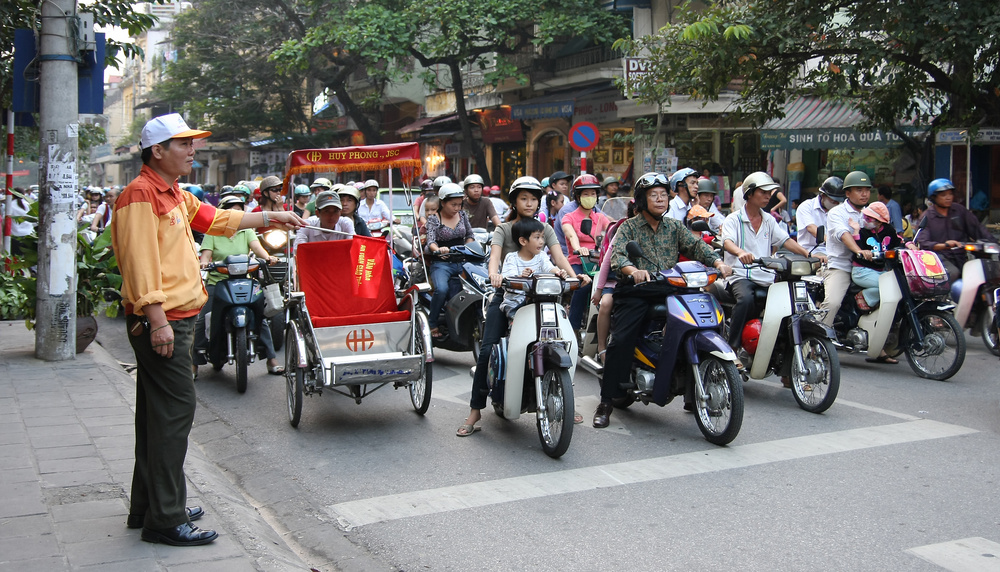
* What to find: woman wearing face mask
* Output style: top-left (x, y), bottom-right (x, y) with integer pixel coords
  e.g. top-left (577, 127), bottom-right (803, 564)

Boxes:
top-left (561, 174), bottom-right (611, 336)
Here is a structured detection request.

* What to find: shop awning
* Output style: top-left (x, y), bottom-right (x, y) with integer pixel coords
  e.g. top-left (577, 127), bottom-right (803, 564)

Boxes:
top-left (510, 85), bottom-right (609, 120)
top-left (396, 116), bottom-right (436, 135)
top-left (615, 93), bottom-right (742, 119)
top-left (760, 97), bottom-right (924, 150)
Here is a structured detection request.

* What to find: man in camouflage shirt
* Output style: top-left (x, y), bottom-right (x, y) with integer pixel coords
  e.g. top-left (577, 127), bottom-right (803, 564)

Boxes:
top-left (594, 172), bottom-right (732, 428)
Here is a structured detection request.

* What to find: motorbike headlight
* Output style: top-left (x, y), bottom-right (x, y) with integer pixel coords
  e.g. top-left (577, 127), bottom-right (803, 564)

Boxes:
top-left (263, 230), bottom-right (288, 250)
top-left (684, 272), bottom-right (709, 288)
top-left (227, 262), bottom-right (249, 276)
top-left (540, 303), bottom-right (558, 326)
top-left (534, 278), bottom-right (562, 296)
top-left (985, 243), bottom-right (1000, 254)
top-left (790, 260), bottom-right (813, 276)
top-left (469, 270), bottom-right (489, 290)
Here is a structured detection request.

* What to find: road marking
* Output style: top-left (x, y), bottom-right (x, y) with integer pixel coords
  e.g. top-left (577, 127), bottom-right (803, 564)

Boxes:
top-left (907, 537), bottom-right (1000, 571)
top-left (328, 418), bottom-right (976, 528)
top-left (749, 379), bottom-right (922, 420)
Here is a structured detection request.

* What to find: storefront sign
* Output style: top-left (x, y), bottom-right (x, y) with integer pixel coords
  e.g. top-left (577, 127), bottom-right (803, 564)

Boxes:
top-left (478, 108), bottom-right (524, 144)
top-left (623, 58), bottom-right (652, 97)
top-left (936, 128), bottom-right (1000, 144)
top-left (511, 100), bottom-right (574, 120)
top-left (572, 92), bottom-right (620, 124)
top-left (425, 91), bottom-right (457, 117)
top-left (760, 127), bottom-right (923, 150)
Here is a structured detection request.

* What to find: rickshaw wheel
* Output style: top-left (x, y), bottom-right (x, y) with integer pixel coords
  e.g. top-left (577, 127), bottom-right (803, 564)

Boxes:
top-left (410, 315), bottom-right (433, 415)
top-left (285, 328), bottom-right (303, 427)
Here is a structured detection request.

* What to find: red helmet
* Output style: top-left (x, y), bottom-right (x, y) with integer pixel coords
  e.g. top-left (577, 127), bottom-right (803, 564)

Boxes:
top-left (572, 174), bottom-right (601, 202)
top-left (741, 319), bottom-right (762, 355)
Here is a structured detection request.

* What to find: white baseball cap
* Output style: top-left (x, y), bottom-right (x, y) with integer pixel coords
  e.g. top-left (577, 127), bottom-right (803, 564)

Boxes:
top-left (140, 113), bottom-right (211, 149)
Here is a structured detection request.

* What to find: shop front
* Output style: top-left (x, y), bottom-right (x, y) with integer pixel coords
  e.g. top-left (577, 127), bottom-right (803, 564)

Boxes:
top-left (479, 107), bottom-right (526, 193)
top-left (760, 97), bottom-right (925, 206)
top-left (934, 128), bottom-right (1000, 219)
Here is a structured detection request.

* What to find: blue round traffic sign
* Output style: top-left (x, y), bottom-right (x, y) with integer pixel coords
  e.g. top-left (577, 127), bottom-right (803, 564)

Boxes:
top-left (569, 122), bottom-right (600, 152)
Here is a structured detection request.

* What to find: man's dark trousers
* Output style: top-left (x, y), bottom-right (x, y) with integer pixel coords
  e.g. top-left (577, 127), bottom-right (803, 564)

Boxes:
top-left (600, 283), bottom-right (670, 402)
top-left (127, 315), bottom-right (196, 529)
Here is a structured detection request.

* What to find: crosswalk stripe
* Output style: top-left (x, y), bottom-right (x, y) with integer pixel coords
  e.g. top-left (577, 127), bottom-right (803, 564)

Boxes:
top-left (907, 537), bottom-right (1000, 571)
top-left (328, 418), bottom-right (976, 528)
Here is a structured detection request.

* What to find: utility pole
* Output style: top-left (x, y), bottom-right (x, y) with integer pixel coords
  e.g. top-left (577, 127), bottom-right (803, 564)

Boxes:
top-left (35, 0), bottom-right (79, 360)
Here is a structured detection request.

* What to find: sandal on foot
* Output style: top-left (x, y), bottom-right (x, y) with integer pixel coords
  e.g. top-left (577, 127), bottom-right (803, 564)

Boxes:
top-left (865, 355), bottom-right (898, 365)
top-left (267, 364), bottom-right (285, 375)
top-left (574, 411), bottom-right (584, 424)
top-left (855, 291), bottom-right (872, 312)
top-left (456, 423), bottom-right (481, 437)
top-left (430, 328), bottom-right (445, 340)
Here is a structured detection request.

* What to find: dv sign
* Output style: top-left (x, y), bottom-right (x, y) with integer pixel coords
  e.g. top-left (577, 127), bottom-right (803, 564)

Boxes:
top-left (568, 122), bottom-right (600, 152)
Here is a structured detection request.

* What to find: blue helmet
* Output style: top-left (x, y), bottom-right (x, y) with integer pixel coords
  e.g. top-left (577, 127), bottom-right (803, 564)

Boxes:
top-left (927, 178), bottom-right (955, 198)
top-left (669, 168), bottom-right (698, 192)
top-left (294, 184), bottom-right (311, 197)
top-left (186, 184), bottom-right (204, 200)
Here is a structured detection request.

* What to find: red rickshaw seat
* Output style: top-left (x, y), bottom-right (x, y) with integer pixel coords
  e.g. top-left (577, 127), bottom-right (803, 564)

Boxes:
top-left (295, 239), bottom-right (410, 328)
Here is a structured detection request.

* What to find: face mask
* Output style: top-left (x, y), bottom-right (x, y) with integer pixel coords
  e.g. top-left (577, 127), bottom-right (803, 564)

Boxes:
top-left (863, 219), bottom-right (879, 230)
top-left (580, 196), bottom-right (597, 210)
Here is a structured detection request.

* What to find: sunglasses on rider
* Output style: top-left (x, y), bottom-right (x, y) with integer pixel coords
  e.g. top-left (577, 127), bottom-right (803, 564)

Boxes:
top-left (637, 173), bottom-right (670, 188)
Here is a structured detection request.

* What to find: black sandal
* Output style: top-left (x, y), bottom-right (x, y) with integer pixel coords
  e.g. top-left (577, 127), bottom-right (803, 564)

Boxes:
top-left (865, 355), bottom-right (899, 365)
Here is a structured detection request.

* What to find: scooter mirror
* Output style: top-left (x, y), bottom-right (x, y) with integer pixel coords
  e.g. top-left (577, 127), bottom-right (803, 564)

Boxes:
top-left (626, 241), bottom-right (644, 262)
top-left (689, 219), bottom-right (711, 233)
top-left (815, 225), bottom-right (825, 244)
top-left (580, 218), bottom-right (593, 237)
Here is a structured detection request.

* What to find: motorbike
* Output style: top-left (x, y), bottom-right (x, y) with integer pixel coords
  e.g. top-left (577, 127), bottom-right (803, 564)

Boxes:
top-left (487, 274), bottom-right (580, 458)
top-left (206, 254), bottom-right (267, 393)
top-left (604, 241), bottom-right (744, 445)
top-left (709, 254), bottom-right (840, 413)
top-left (805, 246), bottom-right (966, 380)
top-left (418, 242), bottom-right (491, 359)
top-left (951, 241), bottom-right (1000, 355)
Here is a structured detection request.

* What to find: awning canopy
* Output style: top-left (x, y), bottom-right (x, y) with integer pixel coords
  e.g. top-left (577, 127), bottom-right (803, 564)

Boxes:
top-left (510, 85), bottom-right (609, 120)
top-left (615, 93), bottom-right (742, 119)
top-left (760, 97), bottom-right (924, 150)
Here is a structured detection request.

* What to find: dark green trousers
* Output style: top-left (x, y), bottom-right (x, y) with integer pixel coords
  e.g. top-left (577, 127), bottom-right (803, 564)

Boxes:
top-left (127, 315), bottom-right (196, 529)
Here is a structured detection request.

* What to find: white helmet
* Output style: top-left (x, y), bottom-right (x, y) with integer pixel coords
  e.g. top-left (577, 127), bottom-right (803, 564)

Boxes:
top-left (433, 175), bottom-right (452, 191)
top-left (741, 171), bottom-right (779, 199)
top-left (462, 174), bottom-right (484, 189)
top-left (438, 182), bottom-right (465, 201)
top-left (363, 179), bottom-right (379, 190)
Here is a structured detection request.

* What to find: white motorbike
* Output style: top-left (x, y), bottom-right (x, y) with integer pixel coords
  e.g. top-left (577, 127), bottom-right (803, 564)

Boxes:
top-left (487, 275), bottom-right (580, 458)
top-left (951, 241), bottom-right (1000, 355)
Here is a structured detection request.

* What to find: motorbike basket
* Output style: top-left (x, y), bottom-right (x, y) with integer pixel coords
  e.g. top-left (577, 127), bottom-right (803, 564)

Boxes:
top-left (899, 249), bottom-right (949, 298)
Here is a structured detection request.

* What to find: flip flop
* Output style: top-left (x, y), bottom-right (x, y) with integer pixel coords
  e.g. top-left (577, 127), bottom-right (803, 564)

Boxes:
top-left (574, 411), bottom-right (584, 424)
top-left (267, 365), bottom-right (286, 375)
top-left (865, 355), bottom-right (899, 365)
top-left (456, 424), bottom-right (481, 437)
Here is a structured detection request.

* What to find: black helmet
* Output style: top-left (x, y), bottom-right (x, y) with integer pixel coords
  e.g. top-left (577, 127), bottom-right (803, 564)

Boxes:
top-left (696, 178), bottom-right (717, 195)
top-left (633, 172), bottom-right (670, 213)
top-left (819, 176), bottom-right (846, 202)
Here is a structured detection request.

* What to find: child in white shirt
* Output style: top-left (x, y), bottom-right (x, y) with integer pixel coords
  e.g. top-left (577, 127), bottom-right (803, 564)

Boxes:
top-left (500, 218), bottom-right (567, 318)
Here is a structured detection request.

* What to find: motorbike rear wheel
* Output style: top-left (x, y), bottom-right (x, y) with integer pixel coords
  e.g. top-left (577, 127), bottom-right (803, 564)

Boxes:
top-left (285, 328), bottom-right (303, 428)
top-left (410, 319), bottom-right (432, 415)
top-left (235, 329), bottom-right (248, 394)
top-left (905, 310), bottom-right (966, 381)
top-left (792, 337), bottom-right (840, 414)
top-left (981, 308), bottom-right (999, 357)
top-left (694, 358), bottom-right (743, 446)
top-left (537, 368), bottom-right (574, 458)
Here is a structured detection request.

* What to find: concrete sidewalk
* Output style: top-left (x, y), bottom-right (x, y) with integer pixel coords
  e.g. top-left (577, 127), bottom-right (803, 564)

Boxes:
top-left (0, 320), bottom-right (311, 571)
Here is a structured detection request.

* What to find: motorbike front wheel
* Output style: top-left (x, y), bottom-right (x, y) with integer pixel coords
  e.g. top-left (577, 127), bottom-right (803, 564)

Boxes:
top-left (791, 336), bottom-right (840, 413)
top-left (904, 310), bottom-right (966, 381)
top-left (981, 308), bottom-right (999, 357)
top-left (694, 358), bottom-right (743, 446)
top-left (285, 328), bottom-right (303, 428)
top-left (537, 368), bottom-right (574, 458)
top-left (235, 328), bottom-right (248, 393)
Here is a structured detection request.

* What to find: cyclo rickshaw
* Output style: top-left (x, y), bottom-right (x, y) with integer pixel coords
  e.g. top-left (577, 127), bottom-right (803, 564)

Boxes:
top-left (278, 142), bottom-right (432, 427)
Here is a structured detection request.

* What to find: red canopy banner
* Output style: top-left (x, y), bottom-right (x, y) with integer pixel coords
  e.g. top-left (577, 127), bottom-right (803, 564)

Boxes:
top-left (283, 142), bottom-right (422, 190)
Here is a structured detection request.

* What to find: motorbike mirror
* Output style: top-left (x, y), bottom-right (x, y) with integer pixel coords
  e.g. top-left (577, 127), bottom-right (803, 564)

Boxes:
top-left (918, 216), bottom-right (928, 230)
top-left (815, 225), bottom-right (825, 244)
top-left (580, 218), bottom-right (593, 237)
top-left (689, 219), bottom-right (711, 233)
top-left (626, 241), bottom-right (644, 262)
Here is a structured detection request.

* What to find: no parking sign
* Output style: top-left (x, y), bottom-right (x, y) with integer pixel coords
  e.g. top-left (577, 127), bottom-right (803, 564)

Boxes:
top-left (568, 122), bottom-right (599, 174)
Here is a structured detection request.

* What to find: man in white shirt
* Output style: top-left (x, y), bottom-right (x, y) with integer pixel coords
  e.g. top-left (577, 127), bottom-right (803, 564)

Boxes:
top-left (820, 171), bottom-right (871, 325)
top-left (666, 167), bottom-right (698, 221)
top-left (795, 176), bottom-right (845, 255)
top-left (721, 172), bottom-right (818, 350)
top-left (295, 191), bottom-right (355, 252)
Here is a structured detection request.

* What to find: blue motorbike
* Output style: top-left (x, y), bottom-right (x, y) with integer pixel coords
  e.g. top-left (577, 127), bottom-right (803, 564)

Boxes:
top-left (605, 242), bottom-right (744, 445)
top-left (207, 254), bottom-right (265, 393)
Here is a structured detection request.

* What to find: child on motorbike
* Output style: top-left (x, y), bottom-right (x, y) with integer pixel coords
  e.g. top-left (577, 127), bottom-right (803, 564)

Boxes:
top-left (499, 218), bottom-right (568, 319)
top-left (849, 201), bottom-right (907, 311)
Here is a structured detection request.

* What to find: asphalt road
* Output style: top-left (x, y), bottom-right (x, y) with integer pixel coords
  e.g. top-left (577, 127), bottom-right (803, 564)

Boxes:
top-left (97, 313), bottom-right (1000, 571)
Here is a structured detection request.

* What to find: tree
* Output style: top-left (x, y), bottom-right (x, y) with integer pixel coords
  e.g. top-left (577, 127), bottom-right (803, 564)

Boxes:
top-left (278, 0), bottom-right (626, 185)
top-left (1, 0), bottom-right (163, 110)
top-left (621, 0), bottom-right (1000, 180)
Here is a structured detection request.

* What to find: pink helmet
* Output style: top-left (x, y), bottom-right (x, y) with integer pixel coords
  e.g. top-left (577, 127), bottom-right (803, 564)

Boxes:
top-left (861, 202), bottom-right (891, 224)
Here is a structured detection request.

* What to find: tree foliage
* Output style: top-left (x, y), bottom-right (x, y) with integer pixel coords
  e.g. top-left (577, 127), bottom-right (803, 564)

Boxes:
top-left (621, 0), bottom-right (1000, 132)
top-left (277, 0), bottom-right (626, 184)
top-left (1, 0), bottom-right (163, 110)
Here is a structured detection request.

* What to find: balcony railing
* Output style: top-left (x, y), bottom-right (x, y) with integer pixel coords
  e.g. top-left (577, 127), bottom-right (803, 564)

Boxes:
top-left (553, 45), bottom-right (622, 72)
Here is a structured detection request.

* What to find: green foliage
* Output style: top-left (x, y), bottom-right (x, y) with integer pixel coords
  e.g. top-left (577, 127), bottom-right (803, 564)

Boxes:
top-left (1, 0), bottom-right (165, 110)
top-left (76, 227), bottom-right (121, 318)
top-left (621, 0), bottom-right (1000, 132)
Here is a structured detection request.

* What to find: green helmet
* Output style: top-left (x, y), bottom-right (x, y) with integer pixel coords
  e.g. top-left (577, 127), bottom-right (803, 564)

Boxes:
top-left (842, 171), bottom-right (871, 189)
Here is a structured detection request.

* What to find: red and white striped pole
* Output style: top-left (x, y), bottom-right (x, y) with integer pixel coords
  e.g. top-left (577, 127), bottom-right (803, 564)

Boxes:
top-left (3, 108), bottom-right (13, 259)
